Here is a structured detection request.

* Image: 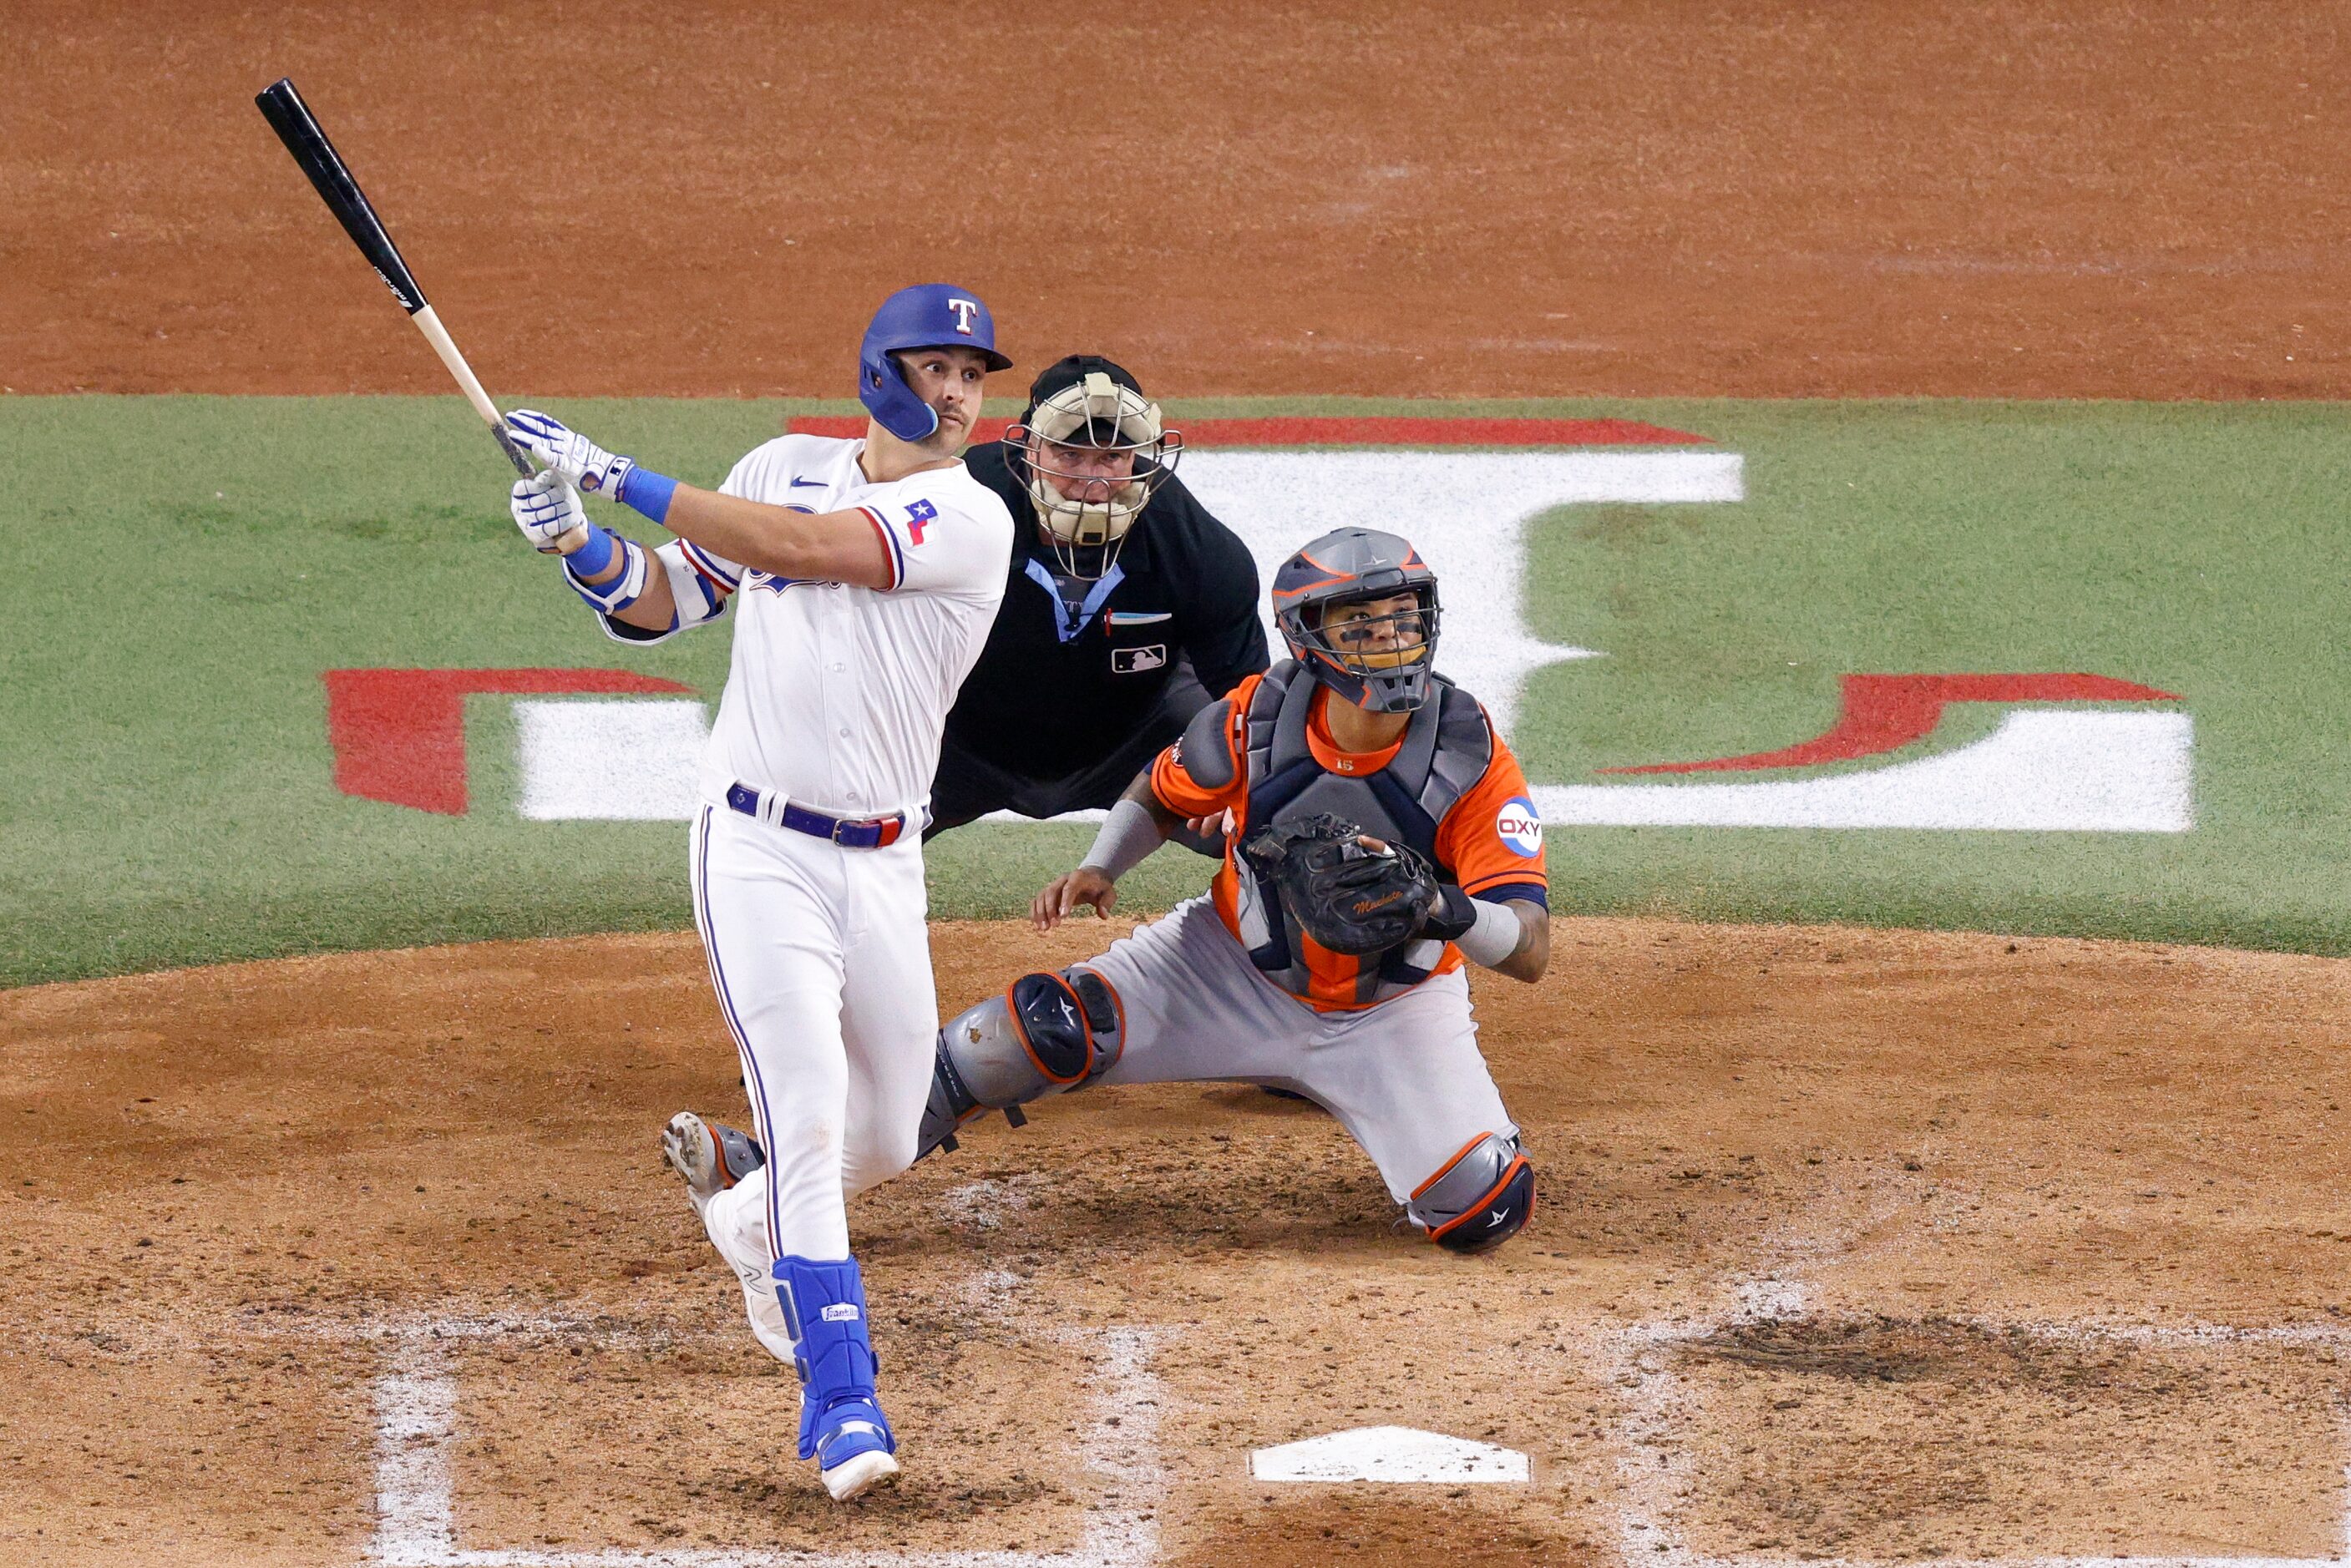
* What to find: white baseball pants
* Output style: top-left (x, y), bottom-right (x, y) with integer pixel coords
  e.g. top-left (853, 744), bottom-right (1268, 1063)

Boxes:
top-left (687, 804), bottom-right (937, 1362)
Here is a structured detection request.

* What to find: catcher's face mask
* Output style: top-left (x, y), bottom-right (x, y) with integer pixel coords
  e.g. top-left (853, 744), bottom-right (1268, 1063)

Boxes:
top-left (1006, 368), bottom-right (1183, 579)
top-left (1272, 528), bottom-right (1442, 713)
top-left (1300, 589), bottom-right (1440, 711)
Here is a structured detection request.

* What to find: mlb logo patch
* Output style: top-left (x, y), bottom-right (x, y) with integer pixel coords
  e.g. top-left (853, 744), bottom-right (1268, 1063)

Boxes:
top-left (1496, 796), bottom-right (1543, 857)
top-left (1111, 644), bottom-right (1168, 675)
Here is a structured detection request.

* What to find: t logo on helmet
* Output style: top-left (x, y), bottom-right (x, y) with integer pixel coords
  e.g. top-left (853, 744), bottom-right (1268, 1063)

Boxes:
top-left (947, 298), bottom-right (979, 336)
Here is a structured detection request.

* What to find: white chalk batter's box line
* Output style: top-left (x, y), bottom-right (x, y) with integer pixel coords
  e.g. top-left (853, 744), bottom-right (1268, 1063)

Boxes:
top-left (366, 1316), bottom-right (1170, 1568)
top-left (1601, 1311), bottom-right (2351, 1568)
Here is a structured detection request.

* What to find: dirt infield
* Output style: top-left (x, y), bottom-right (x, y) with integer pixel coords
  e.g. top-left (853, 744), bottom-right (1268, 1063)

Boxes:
top-left (8, 0), bottom-right (2348, 399)
top-left (7, 918), bottom-right (2348, 1565)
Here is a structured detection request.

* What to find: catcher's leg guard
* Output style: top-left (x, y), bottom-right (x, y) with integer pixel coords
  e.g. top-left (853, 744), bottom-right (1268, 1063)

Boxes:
top-left (916, 968), bottom-right (1123, 1159)
top-left (1407, 1132), bottom-right (1534, 1254)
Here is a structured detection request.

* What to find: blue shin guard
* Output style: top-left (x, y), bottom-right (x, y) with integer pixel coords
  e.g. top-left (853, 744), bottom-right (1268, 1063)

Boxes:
top-left (773, 1255), bottom-right (896, 1469)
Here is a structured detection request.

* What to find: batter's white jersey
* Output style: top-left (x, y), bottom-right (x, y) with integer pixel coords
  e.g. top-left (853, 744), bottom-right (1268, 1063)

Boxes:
top-left (681, 433), bottom-right (1014, 819)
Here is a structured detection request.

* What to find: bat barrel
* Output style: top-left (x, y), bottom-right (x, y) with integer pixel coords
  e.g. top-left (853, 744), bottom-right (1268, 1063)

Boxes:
top-left (255, 77), bottom-right (428, 315)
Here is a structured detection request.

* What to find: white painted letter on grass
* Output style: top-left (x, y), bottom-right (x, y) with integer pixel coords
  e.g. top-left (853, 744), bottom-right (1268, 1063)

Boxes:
top-left (514, 698), bottom-right (709, 821)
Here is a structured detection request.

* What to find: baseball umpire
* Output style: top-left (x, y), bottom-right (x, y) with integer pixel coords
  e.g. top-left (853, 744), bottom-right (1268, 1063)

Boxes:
top-left (926, 355), bottom-right (1269, 838)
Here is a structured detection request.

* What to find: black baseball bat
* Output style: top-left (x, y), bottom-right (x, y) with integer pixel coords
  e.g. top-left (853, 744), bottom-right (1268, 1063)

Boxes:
top-left (255, 76), bottom-right (535, 478)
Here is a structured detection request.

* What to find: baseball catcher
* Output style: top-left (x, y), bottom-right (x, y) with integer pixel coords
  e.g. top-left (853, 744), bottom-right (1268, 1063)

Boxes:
top-left (914, 526), bottom-right (1548, 1251)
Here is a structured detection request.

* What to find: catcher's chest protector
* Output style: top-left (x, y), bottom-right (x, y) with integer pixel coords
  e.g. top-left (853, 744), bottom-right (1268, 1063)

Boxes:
top-left (1238, 660), bottom-right (1492, 1004)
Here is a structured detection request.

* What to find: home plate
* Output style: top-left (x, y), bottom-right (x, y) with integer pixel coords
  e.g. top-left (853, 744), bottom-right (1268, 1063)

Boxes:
top-left (1248, 1425), bottom-right (1530, 1483)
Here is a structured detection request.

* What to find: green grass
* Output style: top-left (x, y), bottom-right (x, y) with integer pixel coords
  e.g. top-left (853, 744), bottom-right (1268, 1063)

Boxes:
top-left (3, 394), bottom-right (2346, 986)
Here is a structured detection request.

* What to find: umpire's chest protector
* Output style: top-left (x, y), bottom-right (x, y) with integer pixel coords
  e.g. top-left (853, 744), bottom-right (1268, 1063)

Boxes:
top-left (1236, 660), bottom-right (1492, 1004)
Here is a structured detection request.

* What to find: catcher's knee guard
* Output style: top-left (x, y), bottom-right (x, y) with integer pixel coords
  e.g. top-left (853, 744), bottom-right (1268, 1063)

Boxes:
top-left (1407, 1132), bottom-right (1534, 1254)
top-left (916, 968), bottom-right (1123, 1159)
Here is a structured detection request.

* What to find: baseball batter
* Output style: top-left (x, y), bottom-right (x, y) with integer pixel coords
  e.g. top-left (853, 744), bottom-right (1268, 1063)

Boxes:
top-left (499, 285), bottom-right (1016, 1499)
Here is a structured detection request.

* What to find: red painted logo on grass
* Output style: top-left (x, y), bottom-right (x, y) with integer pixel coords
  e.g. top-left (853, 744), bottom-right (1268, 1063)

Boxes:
top-left (324, 668), bottom-right (696, 815)
top-left (1604, 674), bottom-right (2182, 774)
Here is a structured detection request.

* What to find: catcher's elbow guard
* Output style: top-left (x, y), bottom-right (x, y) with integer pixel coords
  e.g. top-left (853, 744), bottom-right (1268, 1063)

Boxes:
top-left (1408, 1132), bottom-right (1534, 1254)
top-left (916, 968), bottom-right (1124, 1160)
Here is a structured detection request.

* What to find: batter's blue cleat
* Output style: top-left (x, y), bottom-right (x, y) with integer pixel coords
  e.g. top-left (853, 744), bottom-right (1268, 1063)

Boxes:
top-left (808, 1392), bottom-right (897, 1497)
top-left (774, 1255), bottom-right (899, 1500)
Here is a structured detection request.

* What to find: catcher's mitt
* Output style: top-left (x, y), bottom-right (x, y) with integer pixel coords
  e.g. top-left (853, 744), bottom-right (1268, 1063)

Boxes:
top-left (1241, 812), bottom-right (1441, 955)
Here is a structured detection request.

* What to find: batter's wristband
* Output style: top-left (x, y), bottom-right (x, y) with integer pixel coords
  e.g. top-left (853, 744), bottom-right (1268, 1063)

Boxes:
top-left (564, 522), bottom-right (619, 580)
top-left (1079, 797), bottom-right (1165, 882)
top-left (616, 464), bottom-right (679, 526)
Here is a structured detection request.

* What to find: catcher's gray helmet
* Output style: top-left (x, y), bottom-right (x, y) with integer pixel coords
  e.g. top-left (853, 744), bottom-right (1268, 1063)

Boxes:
top-left (1269, 528), bottom-right (1440, 713)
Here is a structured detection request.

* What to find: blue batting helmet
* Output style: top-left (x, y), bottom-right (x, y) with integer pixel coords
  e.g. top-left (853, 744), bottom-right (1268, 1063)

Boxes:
top-left (858, 285), bottom-right (1012, 442)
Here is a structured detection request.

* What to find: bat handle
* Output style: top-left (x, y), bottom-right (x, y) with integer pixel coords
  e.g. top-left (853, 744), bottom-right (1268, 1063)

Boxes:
top-left (409, 303), bottom-right (588, 552)
top-left (412, 303), bottom-right (537, 481)
top-left (490, 422), bottom-right (534, 478)
top-left (411, 304), bottom-right (509, 436)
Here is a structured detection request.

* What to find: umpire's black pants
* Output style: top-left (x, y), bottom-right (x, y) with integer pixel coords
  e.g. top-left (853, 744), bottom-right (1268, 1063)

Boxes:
top-left (925, 667), bottom-right (1215, 847)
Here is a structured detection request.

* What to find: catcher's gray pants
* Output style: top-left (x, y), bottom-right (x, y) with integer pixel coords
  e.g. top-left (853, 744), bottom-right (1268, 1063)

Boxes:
top-left (1081, 895), bottom-right (1518, 1203)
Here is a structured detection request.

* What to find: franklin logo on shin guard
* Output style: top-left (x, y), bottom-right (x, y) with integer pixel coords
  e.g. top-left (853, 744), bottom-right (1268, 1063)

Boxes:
top-left (820, 1303), bottom-right (861, 1323)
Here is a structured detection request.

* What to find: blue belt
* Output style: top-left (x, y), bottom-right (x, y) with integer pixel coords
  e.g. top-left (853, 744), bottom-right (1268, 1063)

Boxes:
top-left (725, 782), bottom-right (907, 848)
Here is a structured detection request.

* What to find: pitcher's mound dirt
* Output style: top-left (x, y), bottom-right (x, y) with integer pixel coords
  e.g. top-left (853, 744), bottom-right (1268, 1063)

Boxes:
top-left (4, 916), bottom-right (2348, 1566)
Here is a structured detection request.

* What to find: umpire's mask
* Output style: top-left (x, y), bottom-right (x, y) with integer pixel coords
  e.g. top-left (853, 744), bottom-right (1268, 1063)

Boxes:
top-left (1006, 355), bottom-right (1184, 579)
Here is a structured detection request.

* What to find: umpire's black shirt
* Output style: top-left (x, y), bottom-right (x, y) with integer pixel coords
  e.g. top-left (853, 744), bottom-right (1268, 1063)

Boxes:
top-left (946, 441), bottom-right (1269, 781)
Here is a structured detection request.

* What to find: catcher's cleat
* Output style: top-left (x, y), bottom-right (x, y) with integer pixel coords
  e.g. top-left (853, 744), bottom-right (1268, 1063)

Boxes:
top-left (661, 1110), bottom-right (765, 1213)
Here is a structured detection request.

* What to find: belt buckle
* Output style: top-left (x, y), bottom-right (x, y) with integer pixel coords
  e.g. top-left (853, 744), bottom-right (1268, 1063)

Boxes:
top-left (830, 817), bottom-right (861, 846)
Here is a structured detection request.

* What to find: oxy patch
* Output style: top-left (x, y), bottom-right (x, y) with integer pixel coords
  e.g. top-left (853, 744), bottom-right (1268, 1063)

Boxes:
top-left (1497, 795), bottom-right (1543, 857)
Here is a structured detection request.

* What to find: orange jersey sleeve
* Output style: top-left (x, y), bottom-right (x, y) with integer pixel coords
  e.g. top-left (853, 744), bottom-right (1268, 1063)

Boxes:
top-left (1148, 674), bottom-right (1259, 820)
top-left (1434, 720), bottom-right (1549, 903)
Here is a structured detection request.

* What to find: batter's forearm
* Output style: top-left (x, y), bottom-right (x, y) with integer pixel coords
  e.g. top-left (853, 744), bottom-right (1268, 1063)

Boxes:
top-left (661, 487), bottom-right (894, 589)
top-left (606, 559), bottom-right (678, 630)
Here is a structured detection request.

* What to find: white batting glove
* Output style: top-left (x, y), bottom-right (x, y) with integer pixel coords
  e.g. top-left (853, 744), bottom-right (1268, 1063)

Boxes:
top-left (504, 408), bottom-right (636, 499)
top-left (509, 469), bottom-right (589, 553)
